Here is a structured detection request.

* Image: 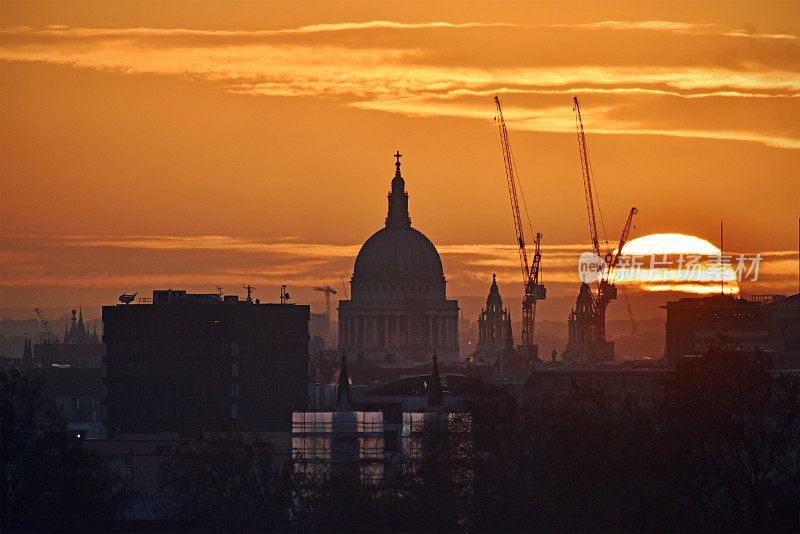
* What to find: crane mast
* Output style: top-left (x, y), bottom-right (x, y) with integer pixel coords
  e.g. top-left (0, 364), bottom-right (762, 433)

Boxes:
top-left (494, 96), bottom-right (545, 362)
top-left (573, 96), bottom-right (638, 346)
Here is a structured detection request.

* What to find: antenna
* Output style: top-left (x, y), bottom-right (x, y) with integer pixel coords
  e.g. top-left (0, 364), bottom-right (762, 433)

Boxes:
top-left (280, 285), bottom-right (291, 304)
top-left (243, 284), bottom-right (254, 303)
top-left (720, 220), bottom-right (724, 295)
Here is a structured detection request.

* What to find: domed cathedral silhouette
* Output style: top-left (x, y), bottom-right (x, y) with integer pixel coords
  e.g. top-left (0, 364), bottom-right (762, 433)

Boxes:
top-left (338, 152), bottom-right (459, 362)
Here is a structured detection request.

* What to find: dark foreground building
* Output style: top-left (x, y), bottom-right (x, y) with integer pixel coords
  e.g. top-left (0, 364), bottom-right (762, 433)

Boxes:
top-left (662, 294), bottom-right (769, 364)
top-left (103, 290), bottom-right (310, 437)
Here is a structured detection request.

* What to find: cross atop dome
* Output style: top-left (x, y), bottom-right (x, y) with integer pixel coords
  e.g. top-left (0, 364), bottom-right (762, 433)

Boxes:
top-left (393, 150), bottom-right (403, 179)
top-left (387, 150), bottom-right (410, 227)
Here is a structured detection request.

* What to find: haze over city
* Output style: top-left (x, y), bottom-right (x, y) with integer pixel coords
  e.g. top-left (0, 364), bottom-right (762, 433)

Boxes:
top-left (1, 2), bottom-right (799, 532)
top-left (1, 0), bottom-right (798, 321)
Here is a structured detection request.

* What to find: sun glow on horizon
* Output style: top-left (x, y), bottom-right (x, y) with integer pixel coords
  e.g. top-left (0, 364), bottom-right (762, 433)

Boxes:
top-left (615, 233), bottom-right (740, 294)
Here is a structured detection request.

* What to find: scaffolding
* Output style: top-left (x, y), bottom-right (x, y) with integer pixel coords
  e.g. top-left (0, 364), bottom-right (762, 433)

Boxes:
top-left (401, 411), bottom-right (472, 461)
top-left (291, 411), bottom-right (384, 484)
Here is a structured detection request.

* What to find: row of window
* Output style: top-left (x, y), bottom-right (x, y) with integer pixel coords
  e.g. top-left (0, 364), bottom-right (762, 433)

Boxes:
top-left (105, 319), bottom-right (305, 338)
top-left (106, 341), bottom-right (306, 358)
top-left (107, 381), bottom-right (230, 398)
top-left (238, 360), bottom-right (308, 377)
top-left (239, 381), bottom-right (307, 396)
top-left (106, 361), bottom-right (229, 379)
top-left (237, 402), bottom-right (302, 419)
top-left (535, 376), bottom-right (658, 389)
top-left (108, 403), bottom-right (230, 419)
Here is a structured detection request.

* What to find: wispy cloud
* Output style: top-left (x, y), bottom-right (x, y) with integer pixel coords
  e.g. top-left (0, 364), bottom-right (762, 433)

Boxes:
top-left (551, 20), bottom-right (713, 33)
top-left (552, 20), bottom-right (796, 40)
top-left (2, 234), bottom-right (794, 292)
top-left (1, 21), bottom-right (798, 150)
top-left (350, 97), bottom-right (800, 149)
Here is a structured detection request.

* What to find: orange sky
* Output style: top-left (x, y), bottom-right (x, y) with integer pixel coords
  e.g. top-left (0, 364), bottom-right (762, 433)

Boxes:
top-left (1, 0), bottom-right (798, 322)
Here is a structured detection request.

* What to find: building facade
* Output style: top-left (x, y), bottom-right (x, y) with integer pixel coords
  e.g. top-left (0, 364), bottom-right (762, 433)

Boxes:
top-left (662, 294), bottom-right (769, 364)
top-left (103, 289), bottom-right (310, 437)
top-left (470, 274), bottom-right (516, 365)
top-left (338, 154), bottom-right (459, 361)
top-left (763, 293), bottom-right (800, 366)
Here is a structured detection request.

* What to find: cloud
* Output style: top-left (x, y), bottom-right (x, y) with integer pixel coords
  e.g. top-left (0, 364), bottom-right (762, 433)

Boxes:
top-left (0, 20), bottom-right (519, 39)
top-left (350, 96), bottom-right (800, 149)
top-left (552, 20), bottom-right (796, 40)
top-left (2, 235), bottom-right (794, 296)
top-left (54, 234), bottom-right (361, 257)
top-left (551, 20), bottom-right (714, 33)
top-left (1, 21), bottom-right (798, 150)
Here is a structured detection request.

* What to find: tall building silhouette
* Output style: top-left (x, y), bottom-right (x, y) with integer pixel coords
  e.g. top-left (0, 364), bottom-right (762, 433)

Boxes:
top-left (103, 290), bottom-right (310, 436)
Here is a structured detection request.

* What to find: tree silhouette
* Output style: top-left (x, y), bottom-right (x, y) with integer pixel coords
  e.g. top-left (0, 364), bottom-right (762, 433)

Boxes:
top-left (159, 434), bottom-right (287, 532)
top-left (1, 369), bottom-right (124, 532)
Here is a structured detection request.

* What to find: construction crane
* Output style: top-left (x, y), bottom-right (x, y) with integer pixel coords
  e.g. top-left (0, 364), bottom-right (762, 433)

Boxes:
top-left (595, 206), bottom-right (638, 340)
top-left (573, 96), bottom-right (638, 343)
top-left (339, 275), bottom-right (350, 300)
top-left (33, 307), bottom-right (68, 362)
top-left (620, 286), bottom-right (639, 336)
top-left (313, 285), bottom-right (338, 318)
top-left (494, 96), bottom-right (546, 362)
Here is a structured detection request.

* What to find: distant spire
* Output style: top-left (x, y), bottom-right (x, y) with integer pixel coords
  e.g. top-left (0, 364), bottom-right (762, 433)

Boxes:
top-left (22, 334), bottom-right (33, 370)
top-left (335, 355), bottom-right (353, 410)
top-left (386, 150), bottom-right (411, 228)
top-left (428, 353), bottom-right (444, 408)
top-left (486, 273), bottom-right (502, 310)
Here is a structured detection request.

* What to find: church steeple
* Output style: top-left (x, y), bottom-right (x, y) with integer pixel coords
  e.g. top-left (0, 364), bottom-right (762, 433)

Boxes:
top-left (335, 354), bottom-right (353, 410)
top-left (486, 273), bottom-right (502, 311)
top-left (427, 353), bottom-right (444, 408)
top-left (386, 150), bottom-right (411, 228)
top-left (22, 333), bottom-right (33, 370)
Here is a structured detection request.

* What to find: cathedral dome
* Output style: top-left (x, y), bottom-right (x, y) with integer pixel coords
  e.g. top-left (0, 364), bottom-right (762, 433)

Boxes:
top-left (354, 226), bottom-right (443, 279)
top-left (338, 152), bottom-right (460, 363)
top-left (352, 152), bottom-right (444, 281)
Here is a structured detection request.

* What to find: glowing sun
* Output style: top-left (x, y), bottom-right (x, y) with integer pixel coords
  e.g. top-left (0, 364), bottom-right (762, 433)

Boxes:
top-left (614, 233), bottom-right (740, 294)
